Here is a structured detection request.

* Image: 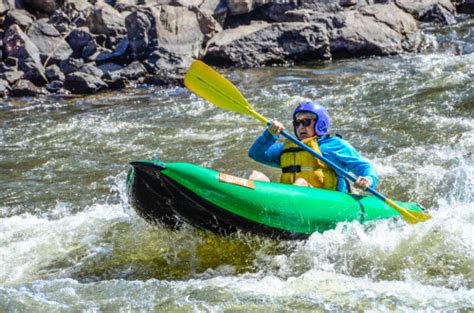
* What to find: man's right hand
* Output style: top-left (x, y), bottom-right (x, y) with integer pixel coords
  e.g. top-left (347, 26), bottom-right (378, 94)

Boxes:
top-left (268, 120), bottom-right (284, 135)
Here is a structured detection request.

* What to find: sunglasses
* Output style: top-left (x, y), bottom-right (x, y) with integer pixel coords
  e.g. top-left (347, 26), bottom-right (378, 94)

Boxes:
top-left (292, 118), bottom-right (315, 128)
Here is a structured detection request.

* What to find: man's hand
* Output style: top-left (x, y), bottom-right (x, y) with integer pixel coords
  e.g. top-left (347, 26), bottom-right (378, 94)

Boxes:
top-left (354, 176), bottom-right (373, 190)
top-left (268, 120), bottom-right (284, 135)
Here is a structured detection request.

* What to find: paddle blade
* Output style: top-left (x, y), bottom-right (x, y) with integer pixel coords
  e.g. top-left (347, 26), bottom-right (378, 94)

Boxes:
top-left (385, 199), bottom-right (432, 224)
top-left (184, 60), bottom-right (268, 124)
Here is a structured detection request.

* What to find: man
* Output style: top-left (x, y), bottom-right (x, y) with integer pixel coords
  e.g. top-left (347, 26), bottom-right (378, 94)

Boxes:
top-left (248, 101), bottom-right (378, 192)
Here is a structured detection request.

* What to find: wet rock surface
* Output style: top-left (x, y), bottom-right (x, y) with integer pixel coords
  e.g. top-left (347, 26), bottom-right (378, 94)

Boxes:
top-left (0, 0), bottom-right (471, 97)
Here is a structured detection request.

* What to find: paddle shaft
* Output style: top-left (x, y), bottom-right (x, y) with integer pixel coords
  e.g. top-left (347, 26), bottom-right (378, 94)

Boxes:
top-left (277, 127), bottom-right (386, 201)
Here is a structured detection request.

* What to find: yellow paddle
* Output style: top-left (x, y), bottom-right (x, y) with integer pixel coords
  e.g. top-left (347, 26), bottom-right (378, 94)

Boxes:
top-left (184, 60), bottom-right (432, 224)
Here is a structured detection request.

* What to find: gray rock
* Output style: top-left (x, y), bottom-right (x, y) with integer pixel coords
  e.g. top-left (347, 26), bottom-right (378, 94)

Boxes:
top-left (64, 71), bottom-right (108, 94)
top-left (98, 62), bottom-right (123, 75)
top-left (59, 58), bottom-right (84, 75)
top-left (0, 79), bottom-right (11, 97)
top-left (79, 63), bottom-right (104, 78)
top-left (27, 19), bottom-right (73, 65)
top-left (330, 4), bottom-right (420, 58)
top-left (0, 0), bottom-right (16, 15)
top-left (45, 64), bottom-right (65, 81)
top-left (4, 9), bottom-right (36, 31)
top-left (420, 3), bottom-right (456, 24)
top-left (118, 61), bottom-right (147, 79)
top-left (87, 2), bottom-right (127, 37)
top-left (199, 0), bottom-right (228, 25)
top-left (395, 0), bottom-right (455, 19)
top-left (205, 21), bottom-right (331, 67)
top-left (3, 25), bottom-right (42, 68)
top-left (11, 79), bottom-right (44, 97)
top-left (0, 69), bottom-right (24, 85)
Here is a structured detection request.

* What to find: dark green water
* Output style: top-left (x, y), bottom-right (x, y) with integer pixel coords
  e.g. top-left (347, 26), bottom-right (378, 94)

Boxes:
top-left (0, 18), bottom-right (473, 312)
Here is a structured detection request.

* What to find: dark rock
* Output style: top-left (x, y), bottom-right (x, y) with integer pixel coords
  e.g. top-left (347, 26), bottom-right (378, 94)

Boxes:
top-left (22, 58), bottom-right (48, 86)
top-left (125, 10), bottom-right (151, 61)
top-left (48, 10), bottom-right (71, 34)
top-left (0, 79), bottom-right (11, 97)
top-left (457, 0), bottom-right (474, 14)
top-left (46, 80), bottom-right (64, 92)
top-left (204, 21), bottom-right (331, 67)
top-left (4, 9), bottom-right (35, 31)
top-left (0, 69), bottom-right (24, 85)
top-left (103, 76), bottom-right (128, 90)
top-left (111, 37), bottom-right (129, 64)
top-left (118, 61), bottom-right (147, 80)
top-left (11, 79), bottom-right (43, 97)
top-left (81, 40), bottom-right (98, 59)
top-left (301, 0), bottom-right (342, 13)
top-left (45, 64), bottom-right (65, 81)
top-left (79, 63), bottom-right (103, 78)
top-left (27, 19), bottom-right (73, 66)
top-left (3, 25), bottom-right (42, 67)
top-left (258, 2), bottom-right (300, 22)
top-left (4, 57), bottom-right (18, 68)
top-left (64, 71), bottom-right (108, 94)
top-left (66, 27), bottom-right (94, 58)
top-left (420, 4), bottom-right (456, 25)
top-left (23, 0), bottom-right (60, 16)
top-left (95, 50), bottom-right (115, 63)
top-left (59, 58), bottom-right (84, 75)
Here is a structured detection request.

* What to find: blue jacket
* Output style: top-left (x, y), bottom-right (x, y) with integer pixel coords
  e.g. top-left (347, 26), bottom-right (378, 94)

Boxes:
top-left (248, 129), bottom-right (378, 192)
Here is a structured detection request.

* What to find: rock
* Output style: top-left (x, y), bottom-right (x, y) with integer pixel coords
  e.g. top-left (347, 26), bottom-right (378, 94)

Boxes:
top-left (204, 21), bottom-right (331, 67)
top-left (395, 0), bottom-right (455, 20)
top-left (0, 0), bottom-right (16, 15)
top-left (330, 4), bottom-right (419, 58)
top-left (81, 40), bottom-right (99, 59)
top-left (117, 61), bottom-right (147, 79)
top-left (22, 58), bottom-right (48, 86)
top-left (27, 19), bottom-right (73, 65)
top-left (0, 79), bottom-right (11, 97)
top-left (457, 0), bottom-right (474, 13)
top-left (0, 69), bottom-right (24, 85)
top-left (66, 27), bottom-right (94, 58)
top-left (11, 79), bottom-right (44, 97)
top-left (199, 0), bottom-right (228, 25)
top-left (3, 25), bottom-right (42, 68)
top-left (226, 0), bottom-right (269, 15)
top-left (420, 3), bottom-right (456, 24)
top-left (46, 80), bottom-right (64, 92)
top-left (49, 10), bottom-right (72, 34)
top-left (79, 63), bottom-right (104, 78)
top-left (87, 2), bottom-right (127, 37)
top-left (4, 9), bottom-right (36, 31)
top-left (98, 62), bottom-right (123, 75)
top-left (59, 58), bottom-right (84, 75)
top-left (64, 71), bottom-right (108, 94)
top-left (45, 64), bottom-right (65, 81)
top-left (23, 0), bottom-right (60, 16)
top-left (125, 10), bottom-right (152, 61)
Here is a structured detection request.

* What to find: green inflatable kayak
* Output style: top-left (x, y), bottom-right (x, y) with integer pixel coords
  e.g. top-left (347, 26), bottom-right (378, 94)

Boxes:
top-left (127, 160), bottom-right (424, 239)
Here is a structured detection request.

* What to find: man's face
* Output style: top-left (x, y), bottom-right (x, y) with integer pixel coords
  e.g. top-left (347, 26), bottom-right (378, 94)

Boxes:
top-left (294, 112), bottom-right (316, 140)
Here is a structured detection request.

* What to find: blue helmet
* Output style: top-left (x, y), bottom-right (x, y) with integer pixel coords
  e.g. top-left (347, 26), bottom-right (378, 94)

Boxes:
top-left (293, 101), bottom-right (330, 136)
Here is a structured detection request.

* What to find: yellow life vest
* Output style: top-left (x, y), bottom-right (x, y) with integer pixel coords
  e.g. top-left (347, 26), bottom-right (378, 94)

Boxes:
top-left (280, 136), bottom-right (338, 190)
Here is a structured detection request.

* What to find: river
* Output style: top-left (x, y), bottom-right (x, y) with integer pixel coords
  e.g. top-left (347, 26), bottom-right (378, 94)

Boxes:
top-left (0, 18), bottom-right (473, 312)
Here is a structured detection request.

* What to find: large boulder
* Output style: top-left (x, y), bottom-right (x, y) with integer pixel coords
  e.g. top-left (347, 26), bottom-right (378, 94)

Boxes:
top-left (330, 4), bottom-right (420, 58)
top-left (0, 0), bottom-right (16, 15)
top-left (3, 25), bottom-right (42, 68)
top-left (27, 19), bottom-right (73, 65)
top-left (87, 2), bottom-right (127, 37)
top-left (204, 21), bottom-right (331, 66)
top-left (4, 9), bottom-right (36, 31)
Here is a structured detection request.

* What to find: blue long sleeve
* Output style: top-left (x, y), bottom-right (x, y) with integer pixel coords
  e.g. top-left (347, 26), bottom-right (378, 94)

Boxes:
top-left (248, 131), bottom-right (378, 192)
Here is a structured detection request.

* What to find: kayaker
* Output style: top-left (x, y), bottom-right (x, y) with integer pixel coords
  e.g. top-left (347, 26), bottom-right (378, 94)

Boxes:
top-left (248, 101), bottom-right (378, 192)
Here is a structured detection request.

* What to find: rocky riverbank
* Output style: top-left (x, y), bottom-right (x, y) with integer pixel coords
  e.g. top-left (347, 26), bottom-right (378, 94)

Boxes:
top-left (0, 0), bottom-right (472, 98)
